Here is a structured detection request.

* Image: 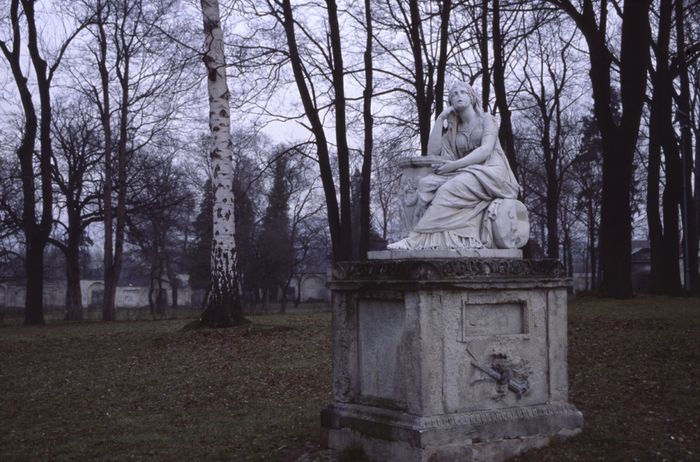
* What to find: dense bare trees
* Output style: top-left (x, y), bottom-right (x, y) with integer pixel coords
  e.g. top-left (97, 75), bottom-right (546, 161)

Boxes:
top-left (68, 0), bottom-right (197, 320)
top-left (548, 0), bottom-right (652, 298)
top-left (0, 0), bottom-right (90, 324)
top-left (50, 100), bottom-right (104, 320)
top-left (2, 0), bottom-right (700, 325)
top-left (516, 19), bottom-right (580, 259)
top-left (124, 150), bottom-right (194, 313)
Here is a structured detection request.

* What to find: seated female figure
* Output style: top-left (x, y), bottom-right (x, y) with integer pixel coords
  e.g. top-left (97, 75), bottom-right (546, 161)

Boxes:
top-left (389, 82), bottom-right (522, 250)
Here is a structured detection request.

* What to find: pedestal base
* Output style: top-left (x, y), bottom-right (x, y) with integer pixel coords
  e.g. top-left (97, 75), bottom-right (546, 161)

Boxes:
top-left (322, 402), bottom-right (582, 462)
top-left (322, 258), bottom-right (583, 461)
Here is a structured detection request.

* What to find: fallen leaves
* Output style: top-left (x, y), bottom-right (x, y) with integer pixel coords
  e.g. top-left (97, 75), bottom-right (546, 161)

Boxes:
top-left (1, 296), bottom-right (698, 461)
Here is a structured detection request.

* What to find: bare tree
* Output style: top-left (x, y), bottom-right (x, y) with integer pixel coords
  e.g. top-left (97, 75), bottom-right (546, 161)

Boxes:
top-left (125, 151), bottom-right (194, 314)
top-left (370, 0), bottom-right (453, 155)
top-left (49, 100), bottom-right (104, 320)
top-left (672, 0), bottom-right (700, 293)
top-left (647, 0), bottom-right (682, 295)
top-left (548, 0), bottom-right (652, 298)
top-left (0, 0), bottom-right (89, 324)
top-left (358, 0), bottom-right (375, 259)
top-left (0, 151), bottom-right (24, 284)
top-left (253, 0), bottom-right (354, 261)
top-left (517, 22), bottom-right (579, 259)
top-left (71, 0), bottom-right (197, 320)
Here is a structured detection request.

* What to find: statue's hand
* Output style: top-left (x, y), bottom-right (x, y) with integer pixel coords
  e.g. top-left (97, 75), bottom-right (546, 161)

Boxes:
top-left (433, 160), bottom-right (458, 175)
top-left (437, 105), bottom-right (454, 120)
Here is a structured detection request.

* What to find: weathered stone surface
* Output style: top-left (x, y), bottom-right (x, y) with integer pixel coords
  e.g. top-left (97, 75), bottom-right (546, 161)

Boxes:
top-left (331, 258), bottom-right (565, 285)
top-left (397, 156), bottom-right (445, 237)
top-left (322, 258), bottom-right (583, 461)
top-left (369, 249), bottom-right (522, 260)
top-left (322, 402), bottom-right (583, 462)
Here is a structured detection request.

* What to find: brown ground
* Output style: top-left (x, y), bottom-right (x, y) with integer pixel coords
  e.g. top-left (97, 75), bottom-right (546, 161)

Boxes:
top-left (0, 296), bottom-right (698, 461)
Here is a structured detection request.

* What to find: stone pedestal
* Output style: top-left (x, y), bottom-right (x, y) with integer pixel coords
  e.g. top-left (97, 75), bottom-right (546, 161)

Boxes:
top-left (397, 156), bottom-right (444, 237)
top-left (321, 257), bottom-right (583, 462)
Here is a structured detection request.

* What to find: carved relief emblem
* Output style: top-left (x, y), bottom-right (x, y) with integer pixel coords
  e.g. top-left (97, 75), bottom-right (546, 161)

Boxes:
top-left (399, 177), bottom-right (420, 237)
top-left (468, 349), bottom-right (531, 400)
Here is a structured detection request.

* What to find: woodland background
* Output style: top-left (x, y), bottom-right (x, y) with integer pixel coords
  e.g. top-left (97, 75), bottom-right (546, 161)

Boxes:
top-left (1, 0), bottom-right (699, 325)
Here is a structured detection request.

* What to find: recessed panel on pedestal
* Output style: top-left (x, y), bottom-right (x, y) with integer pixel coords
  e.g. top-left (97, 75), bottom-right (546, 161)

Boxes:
top-left (357, 300), bottom-right (407, 408)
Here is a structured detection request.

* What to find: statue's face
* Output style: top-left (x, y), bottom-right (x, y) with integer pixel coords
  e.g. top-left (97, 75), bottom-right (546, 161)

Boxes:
top-left (449, 85), bottom-right (472, 111)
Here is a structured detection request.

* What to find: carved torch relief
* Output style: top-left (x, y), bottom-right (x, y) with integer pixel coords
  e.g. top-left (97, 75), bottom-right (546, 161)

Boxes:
top-left (459, 298), bottom-right (534, 403)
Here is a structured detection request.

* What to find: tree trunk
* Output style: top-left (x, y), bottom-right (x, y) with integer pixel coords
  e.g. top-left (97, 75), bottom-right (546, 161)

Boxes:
top-left (434, 0), bottom-right (451, 117)
top-left (104, 19), bottom-right (131, 321)
top-left (492, 0), bottom-right (517, 177)
top-left (156, 270), bottom-right (165, 315)
top-left (551, 0), bottom-right (650, 297)
top-left (695, 124), bottom-right (700, 282)
top-left (588, 201), bottom-right (597, 292)
top-left (64, 241), bottom-right (83, 321)
top-left (675, 0), bottom-right (699, 292)
top-left (480, 0), bottom-right (490, 112)
top-left (326, 0), bottom-right (353, 261)
top-left (408, 0), bottom-right (430, 155)
top-left (661, 137), bottom-right (682, 295)
top-left (1, 0), bottom-right (56, 324)
top-left (598, 2), bottom-right (650, 298)
top-left (148, 269), bottom-right (156, 315)
top-left (97, 0), bottom-right (116, 321)
top-left (647, 78), bottom-right (664, 294)
top-left (281, 278), bottom-right (292, 314)
top-left (542, 117), bottom-right (559, 259)
top-left (199, 0), bottom-right (245, 327)
top-left (170, 274), bottom-right (179, 308)
top-left (279, 0), bottom-right (342, 261)
top-left (24, 238), bottom-right (45, 325)
top-left (648, 0), bottom-right (681, 295)
top-left (359, 0), bottom-right (374, 260)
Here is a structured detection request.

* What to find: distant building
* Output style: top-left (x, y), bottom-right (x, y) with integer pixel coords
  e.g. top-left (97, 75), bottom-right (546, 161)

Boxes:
top-left (571, 239), bottom-right (697, 293)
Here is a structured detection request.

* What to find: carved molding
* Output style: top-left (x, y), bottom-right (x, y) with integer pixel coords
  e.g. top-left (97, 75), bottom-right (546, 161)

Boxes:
top-left (327, 402), bottom-right (581, 429)
top-left (332, 259), bottom-right (565, 282)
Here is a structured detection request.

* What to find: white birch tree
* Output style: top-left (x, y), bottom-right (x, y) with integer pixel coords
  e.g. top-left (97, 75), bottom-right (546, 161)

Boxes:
top-left (199, 0), bottom-right (245, 327)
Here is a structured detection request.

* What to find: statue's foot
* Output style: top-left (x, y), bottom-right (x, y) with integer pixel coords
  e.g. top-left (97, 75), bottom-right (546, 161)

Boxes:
top-left (387, 238), bottom-right (410, 250)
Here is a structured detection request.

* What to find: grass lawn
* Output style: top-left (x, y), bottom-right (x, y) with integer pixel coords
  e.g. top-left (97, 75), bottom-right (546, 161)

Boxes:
top-left (0, 296), bottom-right (698, 461)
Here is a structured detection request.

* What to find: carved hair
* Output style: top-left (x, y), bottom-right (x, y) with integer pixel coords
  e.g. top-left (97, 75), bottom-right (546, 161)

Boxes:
top-left (447, 81), bottom-right (482, 115)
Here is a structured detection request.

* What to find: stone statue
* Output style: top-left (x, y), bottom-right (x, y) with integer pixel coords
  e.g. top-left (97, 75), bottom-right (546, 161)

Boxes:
top-left (389, 82), bottom-right (529, 250)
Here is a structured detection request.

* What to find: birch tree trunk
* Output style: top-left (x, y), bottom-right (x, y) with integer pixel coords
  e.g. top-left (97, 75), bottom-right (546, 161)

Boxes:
top-left (199, 0), bottom-right (245, 327)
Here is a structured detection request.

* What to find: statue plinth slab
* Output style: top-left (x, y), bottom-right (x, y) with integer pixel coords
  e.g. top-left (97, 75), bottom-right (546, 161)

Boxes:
top-left (321, 258), bottom-right (583, 461)
top-left (368, 249), bottom-right (522, 260)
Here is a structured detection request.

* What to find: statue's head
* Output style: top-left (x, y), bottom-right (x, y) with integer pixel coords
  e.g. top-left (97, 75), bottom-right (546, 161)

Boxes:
top-left (447, 81), bottom-right (481, 114)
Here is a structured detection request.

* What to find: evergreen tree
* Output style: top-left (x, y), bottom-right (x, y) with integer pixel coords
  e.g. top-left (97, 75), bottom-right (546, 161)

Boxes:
top-left (233, 157), bottom-right (258, 305)
top-left (188, 179), bottom-right (213, 292)
top-left (572, 115), bottom-right (603, 291)
top-left (256, 154), bottom-right (294, 306)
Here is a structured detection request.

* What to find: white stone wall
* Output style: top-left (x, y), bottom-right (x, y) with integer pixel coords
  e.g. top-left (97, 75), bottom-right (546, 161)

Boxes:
top-left (289, 273), bottom-right (331, 302)
top-left (0, 279), bottom-right (192, 309)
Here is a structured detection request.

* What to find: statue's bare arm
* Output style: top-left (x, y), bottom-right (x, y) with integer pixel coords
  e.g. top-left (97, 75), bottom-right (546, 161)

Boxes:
top-left (434, 115), bottom-right (497, 174)
top-left (427, 106), bottom-right (454, 157)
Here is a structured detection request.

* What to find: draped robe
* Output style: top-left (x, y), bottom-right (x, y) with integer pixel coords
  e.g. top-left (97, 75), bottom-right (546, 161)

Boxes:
top-left (399, 112), bottom-right (520, 249)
